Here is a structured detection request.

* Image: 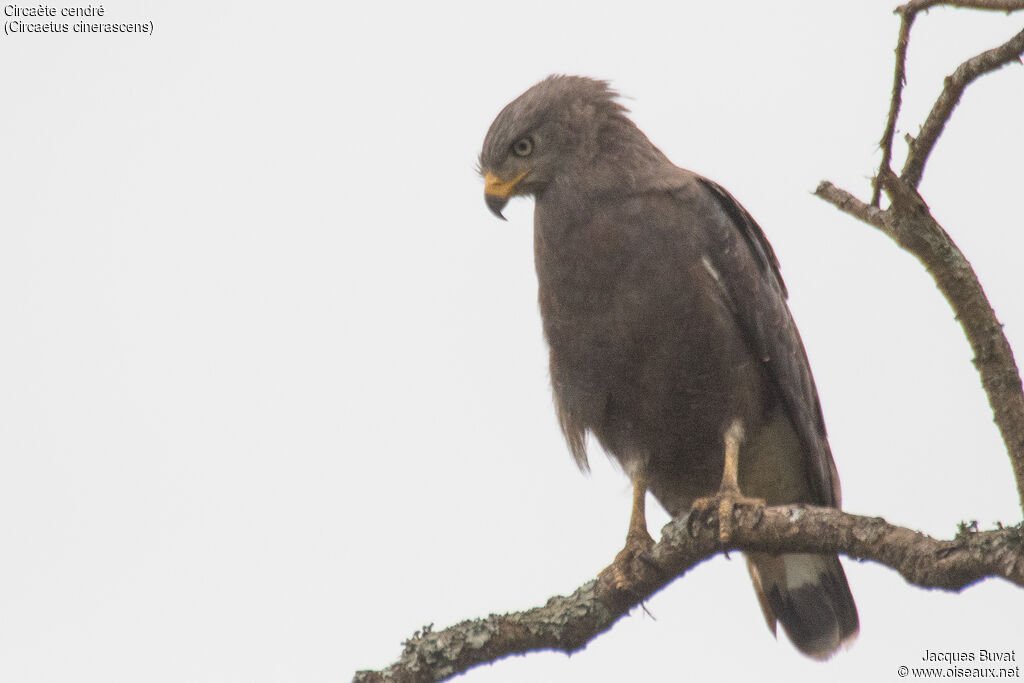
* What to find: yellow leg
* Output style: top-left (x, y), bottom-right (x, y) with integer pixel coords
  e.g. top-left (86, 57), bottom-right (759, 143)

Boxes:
top-left (607, 477), bottom-right (656, 589)
top-left (719, 420), bottom-right (743, 493)
top-left (692, 420), bottom-right (765, 544)
top-left (626, 476), bottom-right (651, 545)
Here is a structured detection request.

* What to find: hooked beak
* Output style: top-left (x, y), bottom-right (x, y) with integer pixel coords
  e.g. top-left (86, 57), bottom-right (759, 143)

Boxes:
top-left (483, 171), bottom-right (528, 220)
top-left (485, 192), bottom-right (509, 220)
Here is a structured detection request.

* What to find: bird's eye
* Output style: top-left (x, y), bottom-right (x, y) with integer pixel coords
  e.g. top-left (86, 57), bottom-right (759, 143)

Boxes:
top-left (512, 137), bottom-right (534, 157)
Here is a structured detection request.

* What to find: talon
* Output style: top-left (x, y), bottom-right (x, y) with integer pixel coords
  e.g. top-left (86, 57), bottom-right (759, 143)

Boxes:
top-left (691, 489), bottom-right (766, 546)
top-left (718, 495), bottom-right (733, 543)
top-left (685, 511), bottom-right (698, 538)
top-left (609, 529), bottom-right (655, 590)
top-left (607, 478), bottom-right (656, 590)
top-left (690, 421), bottom-right (766, 546)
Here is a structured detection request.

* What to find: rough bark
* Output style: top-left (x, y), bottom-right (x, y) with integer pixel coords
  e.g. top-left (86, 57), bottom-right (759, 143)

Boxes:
top-left (353, 506), bottom-right (1024, 683)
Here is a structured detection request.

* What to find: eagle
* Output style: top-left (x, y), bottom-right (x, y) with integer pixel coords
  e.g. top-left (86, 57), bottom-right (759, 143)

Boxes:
top-left (478, 75), bottom-right (858, 659)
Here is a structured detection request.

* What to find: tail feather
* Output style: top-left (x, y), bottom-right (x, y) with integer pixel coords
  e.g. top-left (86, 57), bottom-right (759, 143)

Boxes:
top-left (746, 552), bottom-right (858, 660)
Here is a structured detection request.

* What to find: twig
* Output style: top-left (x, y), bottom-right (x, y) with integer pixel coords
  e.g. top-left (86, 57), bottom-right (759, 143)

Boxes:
top-left (873, 1), bottom-right (1024, 205)
top-left (874, 8), bottom-right (916, 206)
top-left (815, 181), bottom-right (889, 232)
top-left (353, 505), bottom-right (1024, 683)
top-left (898, 0), bottom-right (1024, 12)
top-left (901, 25), bottom-right (1024, 188)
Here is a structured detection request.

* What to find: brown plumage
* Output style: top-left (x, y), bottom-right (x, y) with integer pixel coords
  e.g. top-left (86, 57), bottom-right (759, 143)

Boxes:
top-left (479, 75), bottom-right (858, 659)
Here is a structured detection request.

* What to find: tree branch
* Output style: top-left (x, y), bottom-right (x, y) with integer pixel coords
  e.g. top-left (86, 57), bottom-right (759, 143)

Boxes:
top-left (818, 174), bottom-right (1024, 514)
top-left (815, 181), bottom-right (889, 233)
top-left (353, 505), bottom-right (1024, 683)
top-left (901, 25), bottom-right (1024, 188)
top-left (819, 6), bottom-right (1024, 514)
top-left (898, 0), bottom-right (1024, 12)
top-left (873, 1), bottom-right (1024, 205)
top-left (873, 7), bottom-right (915, 206)
top-left (880, 171), bottom-right (1024, 509)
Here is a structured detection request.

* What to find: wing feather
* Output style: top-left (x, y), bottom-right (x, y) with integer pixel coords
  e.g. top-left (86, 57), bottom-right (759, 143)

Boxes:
top-left (682, 177), bottom-right (839, 506)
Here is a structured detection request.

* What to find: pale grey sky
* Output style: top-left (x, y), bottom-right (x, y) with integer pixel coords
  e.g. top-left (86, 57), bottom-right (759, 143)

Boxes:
top-left (1, 2), bottom-right (1022, 682)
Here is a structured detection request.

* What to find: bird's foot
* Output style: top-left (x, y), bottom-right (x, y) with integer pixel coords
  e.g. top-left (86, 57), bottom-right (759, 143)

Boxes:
top-left (605, 528), bottom-right (656, 591)
top-left (690, 487), bottom-right (766, 545)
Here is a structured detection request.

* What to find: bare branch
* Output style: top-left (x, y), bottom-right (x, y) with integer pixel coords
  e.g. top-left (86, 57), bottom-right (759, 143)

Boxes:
top-left (898, 0), bottom-right (1024, 12)
top-left (821, 4), bottom-right (1024, 513)
top-left (878, 171), bottom-right (1024, 509)
top-left (818, 173), bottom-right (1024, 514)
top-left (874, 9), bottom-right (915, 206)
top-left (901, 25), bottom-right (1024, 188)
top-left (815, 181), bottom-right (889, 233)
top-left (354, 505), bottom-right (1024, 683)
top-left (873, 1), bottom-right (1024, 204)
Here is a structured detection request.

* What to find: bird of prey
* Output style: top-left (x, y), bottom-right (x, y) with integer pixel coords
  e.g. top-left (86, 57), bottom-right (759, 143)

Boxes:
top-left (478, 75), bottom-right (858, 659)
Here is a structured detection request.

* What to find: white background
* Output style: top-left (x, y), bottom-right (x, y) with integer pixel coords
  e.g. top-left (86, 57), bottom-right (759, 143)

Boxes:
top-left (2, 2), bottom-right (1023, 681)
